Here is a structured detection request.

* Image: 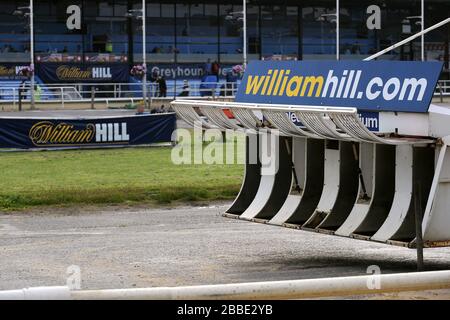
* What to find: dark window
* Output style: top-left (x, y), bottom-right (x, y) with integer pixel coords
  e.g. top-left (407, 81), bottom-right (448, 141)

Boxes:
top-left (261, 5), bottom-right (299, 57)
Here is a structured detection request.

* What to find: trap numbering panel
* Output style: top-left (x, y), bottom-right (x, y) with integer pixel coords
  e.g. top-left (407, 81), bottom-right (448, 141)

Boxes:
top-left (171, 60), bottom-right (450, 249)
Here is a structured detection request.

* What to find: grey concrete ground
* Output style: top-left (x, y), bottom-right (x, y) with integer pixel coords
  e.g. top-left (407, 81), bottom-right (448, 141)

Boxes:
top-left (1, 203), bottom-right (450, 298)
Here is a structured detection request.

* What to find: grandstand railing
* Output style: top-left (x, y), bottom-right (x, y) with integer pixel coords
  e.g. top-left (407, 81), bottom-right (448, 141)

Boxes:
top-left (436, 80), bottom-right (450, 99)
top-left (41, 81), bottom-right (240, 99)
top-left (0, 80), bottom-right (447, 108)
top-left (0, 81), bottom-right (239, 107)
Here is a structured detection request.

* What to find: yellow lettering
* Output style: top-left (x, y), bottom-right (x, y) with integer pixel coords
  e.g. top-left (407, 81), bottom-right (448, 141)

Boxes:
top-left (272, 70), bottom-right (285, 96)
top-left (245, 75), bottom-right (266, 95)
top-left (286, 76), bottom-right (304, 97)
top-left (278, 70), bottom-right (291, 96)
top-left (29, 121), bottom-right (95, 146)
top-left (261, 70), bottom-right (273, 95)
top-left (301, 76), bottom-right (324, 97)
top-left (266, 70), bottom-right (279, 95)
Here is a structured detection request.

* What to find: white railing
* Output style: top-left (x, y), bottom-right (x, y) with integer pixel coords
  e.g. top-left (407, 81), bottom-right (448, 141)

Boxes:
top-left (0, 86), bottom-right (142, 109)
top-left (2, 270), bottom-right (450, 300)
top-left (41, 82), bottom-right (239, 99)
top-left (0, 79), bottom-right (447, 109)
top-left (0, 81), bottom-right (240, 107)
top-left (436, 80), bottom-right (450, 98)
top-left (0, 86), bottom-right (85, 108)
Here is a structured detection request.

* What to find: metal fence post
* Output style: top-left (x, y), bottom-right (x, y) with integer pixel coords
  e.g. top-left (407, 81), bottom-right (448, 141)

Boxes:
top-left (13, 88), bottom-right (16, 109)
top-left (91, 87), bottom-right (95, 110)
top-left (18, 87), bottom-right (23, 112)
top-left (415, 182), bottom-right (425, 271)
top-left (60, 87), bottom-right (65, 109)
top-left (437, 82), bottom-right (444, 103)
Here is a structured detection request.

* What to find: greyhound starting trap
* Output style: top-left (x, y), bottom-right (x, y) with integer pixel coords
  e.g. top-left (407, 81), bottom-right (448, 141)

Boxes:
top-left (171, 60), bottom-right (450, 254)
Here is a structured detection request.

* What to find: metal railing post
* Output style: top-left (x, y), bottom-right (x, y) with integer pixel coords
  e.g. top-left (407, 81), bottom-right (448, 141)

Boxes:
top-left (437, 82), bottom-right (444, 103)
top-left (415, 182), bottom-right (425, 271)
top-left (91, 87), bottom-right (96, 110)
top-left (18, 87), bottom-right (23, 112)
top-left (13, 88), bottom-right (17, 109)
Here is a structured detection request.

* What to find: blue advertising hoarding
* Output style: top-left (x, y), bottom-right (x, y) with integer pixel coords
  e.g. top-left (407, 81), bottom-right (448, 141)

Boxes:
top-left (236, 61), bottom-right (443, 113)
top-left (147, 63), bottom-right (237, 80)
top-left (0, 113), bottom-right (176, 149)
top-left (36, 63), bottom-right (130, 83)
top-left (0, 63), bottom-right (29, 80)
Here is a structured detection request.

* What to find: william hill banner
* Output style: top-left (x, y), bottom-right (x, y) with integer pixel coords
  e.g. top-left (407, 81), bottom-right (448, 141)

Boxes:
top-left (236, 61), bottom-right (443, 113)
top-left (36, 63), bottom-right (129, 83)
top-left (0, 64), bottom-right (29, 80)
top-left (0, 114), bottom-right (176, 149)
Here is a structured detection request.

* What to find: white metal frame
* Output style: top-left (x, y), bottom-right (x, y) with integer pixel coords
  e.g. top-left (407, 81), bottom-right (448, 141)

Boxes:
top-left (268, 137), bottom-right (306, 225)
top-left (335, 143), bottom-right (376, 237)
top-left (371, 145), bottom-right (414, 242)
top-left (422, 136), bottom-right (450, 244)
top-left (239, 130), bottom-right (279, 220)
top-left (303, 142), bottom-right (341, 228)
top-left (171, 100), bottom-right (433, 145)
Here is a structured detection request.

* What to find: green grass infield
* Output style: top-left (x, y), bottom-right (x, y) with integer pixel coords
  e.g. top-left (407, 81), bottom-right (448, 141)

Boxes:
top-left (0, 146), bottom-right (244, 211)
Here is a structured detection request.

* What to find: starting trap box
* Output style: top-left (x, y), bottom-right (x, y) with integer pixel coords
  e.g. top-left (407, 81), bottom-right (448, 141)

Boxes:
top-left (171, 60), bottom-right (450, 250)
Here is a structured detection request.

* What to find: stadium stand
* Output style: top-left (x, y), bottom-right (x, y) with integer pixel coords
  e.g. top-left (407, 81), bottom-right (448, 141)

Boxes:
top-left (0, 76), bottom-right (53, 101)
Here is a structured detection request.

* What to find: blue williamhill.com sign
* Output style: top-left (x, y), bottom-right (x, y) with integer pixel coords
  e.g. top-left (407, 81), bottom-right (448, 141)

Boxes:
top-left (236, 61), bottom-right (443, 113)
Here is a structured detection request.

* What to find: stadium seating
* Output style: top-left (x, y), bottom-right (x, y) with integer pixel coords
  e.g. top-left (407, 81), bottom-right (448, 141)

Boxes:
top-left (0, 77), bottom-right (53, 101)
top-left (0, 25), bottom-right (376, 57)
top-left (0, 80), bottom-right (24, 100)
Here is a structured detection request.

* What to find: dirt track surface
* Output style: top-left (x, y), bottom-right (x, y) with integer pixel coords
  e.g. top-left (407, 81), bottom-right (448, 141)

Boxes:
top-left (1, 204), bottom-right (450, 299)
